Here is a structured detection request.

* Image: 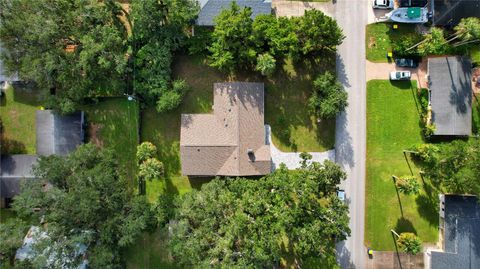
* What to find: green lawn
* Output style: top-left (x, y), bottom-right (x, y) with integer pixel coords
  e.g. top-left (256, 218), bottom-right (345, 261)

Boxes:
top-left (471, 46), bottom-right (480, 64)
top-left (366, 80), bottom-right (438, 250)
top-left (473, 94), bottom-right (480, 135)
top-left (0, 84), bottom-right (41, 154)
top-left (366, 23), bottom-right (419, 62)
top-left (82, 98), bottom-right (139, 184)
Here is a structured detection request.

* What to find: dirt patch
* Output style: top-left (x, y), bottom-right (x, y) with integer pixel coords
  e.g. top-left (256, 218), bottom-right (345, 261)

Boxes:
top-left (473, 67), bottom-right (480, 94)
top-left (368, 37), bottom-right (377, 48)
top-left (89, 123), bottom-right (104, 148)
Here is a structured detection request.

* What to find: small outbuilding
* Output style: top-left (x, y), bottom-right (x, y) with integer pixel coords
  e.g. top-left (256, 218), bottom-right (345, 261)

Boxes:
top-left (428, 56), bottom-right (472, 136)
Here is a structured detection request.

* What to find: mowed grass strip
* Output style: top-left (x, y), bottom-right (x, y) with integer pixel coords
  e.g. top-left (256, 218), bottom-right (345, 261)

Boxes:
top-left (366, 80), bottom-right (438, 250)
top-left (82, 98), bottom-right (139, 184)
top-left (0, 85), bottom-right (41, 154)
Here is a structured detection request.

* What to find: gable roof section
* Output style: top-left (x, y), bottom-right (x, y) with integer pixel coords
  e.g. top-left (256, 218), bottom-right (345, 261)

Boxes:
top-left (180, 82), bottom-right (271, 176)
top-left (0, 155), bottom-right (38, 198)
top-left (36, 110), bottom-right (85, 156)
top-left (432, 0), bottom-right (480, 26)
top-left (431, 195), bottom-right (480, 269)
top-left (196, 0), bottom-right (272, 26)
top-left (428, 56), bottom-right (472, 136)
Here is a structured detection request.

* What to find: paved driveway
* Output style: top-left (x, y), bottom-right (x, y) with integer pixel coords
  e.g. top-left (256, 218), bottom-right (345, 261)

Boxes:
top-left (366, 60), bottom-right (428, 88)
top-left (334, 0), bottom-right (368, 268)
top-left (265, 125), bottom-right (335, 170)
top-left (273, 0), bottom-right (334, 17)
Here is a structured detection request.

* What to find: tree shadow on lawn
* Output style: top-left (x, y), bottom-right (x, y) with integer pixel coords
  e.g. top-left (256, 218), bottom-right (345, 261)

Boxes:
top-left (0, 138), bottom-right (27, 154)
top-left (394, 217), bottom-right (417, 235)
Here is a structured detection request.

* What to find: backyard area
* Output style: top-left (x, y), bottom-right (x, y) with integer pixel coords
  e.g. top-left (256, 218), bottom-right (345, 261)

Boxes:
top-left (366, 80), bottom-right (438, 250)
top-left (82, 98), bottom-right (140, 183)
top-left (0, 84), bottom-right (41, 154)
top-left (366, 23), bottom-right (419, 62)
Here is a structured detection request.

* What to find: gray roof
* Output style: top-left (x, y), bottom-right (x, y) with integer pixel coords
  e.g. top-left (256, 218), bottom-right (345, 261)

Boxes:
top-left (428, 56), bottom-right (472, 136)
top-left (432, 0), bottom-right (480, 26)
top-left (0, 155), bottom-right (38, 198)
top-left (36, 110), bottom-right (84, 156)
top-left (431, 195), bottom-right (480, 269)
top-left (196, 0), bottom-right (272, 26)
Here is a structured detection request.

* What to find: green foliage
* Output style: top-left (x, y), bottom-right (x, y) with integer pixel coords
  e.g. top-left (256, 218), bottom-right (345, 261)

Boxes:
top-left (417, 88), bottom-right (429, 113)
top-left (11, 144), bottom-right (156, 268)
top-left (423, 123), bottom-right (436, 139)
top-left (188, 27), bottom-right (213, 55)
top-left (392, 33), bottom-right (423, 58)
top-left (453, 17), bottom-right (480, 43)
top-left (0, 0), bottom-right (128, 113)
top-left (255, 53), bottom-right (276, 76)
top-left (208, 6), bottom-right (342, 73)
top-left (139, 158), bottom-right (165, 181)
top-left (309, 71), bottom-right (348, 119)
top-left (169, 161), bottom-right (350, 268)
top-left (294, 9), bottom-right (345, 56)
top-left (0, 219), bottom-right (28, 266)
top-left (395, 175), bottom-right (420, 195)
top-left (136, 142), bottom-right (158, 163)
top-left (418, 28), bottom-right (450, 56)
top-left (411, 144), bottom-right (440, 166)
top-left (397, 233), bottom-right (422, 255)
top-left (131, 0), bottom-right (198, 112)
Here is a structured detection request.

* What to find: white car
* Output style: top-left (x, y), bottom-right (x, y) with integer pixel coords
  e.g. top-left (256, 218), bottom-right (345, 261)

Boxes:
top-left (372, 0), bottom-right (394, 9)
top-left (390, 71), bottom-right (411, 81)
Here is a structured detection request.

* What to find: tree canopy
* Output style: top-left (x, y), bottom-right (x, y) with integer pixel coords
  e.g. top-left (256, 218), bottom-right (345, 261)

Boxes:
top-left (308, 71), bottom-right (348, 119)
top-left (11, 144), bottom-right (156, 268)
top-left (208, 3), bottom-right (344, 73)
top-left (0, 0), bottom-right (129, 113)
top-left (169, 160), bottom-right (350, 268)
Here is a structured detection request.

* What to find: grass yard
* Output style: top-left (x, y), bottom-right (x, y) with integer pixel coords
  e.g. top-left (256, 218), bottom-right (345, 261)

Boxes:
top-left (471, 46), bottom-right (480, 65)
top-left (82, 98), bottom-right (139, 184)
top-left (366, 80), bottom-right (438, 250)
top-left (366, 23), bottom-right (419, 63)
top-left (473, 94), bottom-right (480, 135)
top-left (0, 84), bottom-right (41, 154)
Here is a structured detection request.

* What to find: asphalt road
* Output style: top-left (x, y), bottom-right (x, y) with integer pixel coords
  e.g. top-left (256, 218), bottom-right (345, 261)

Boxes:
top-left (334, 0), bottom-right (368, 268)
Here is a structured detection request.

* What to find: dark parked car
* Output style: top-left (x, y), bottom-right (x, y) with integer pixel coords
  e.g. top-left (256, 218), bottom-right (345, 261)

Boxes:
top-left (395, 58), bottom-right (418, 68)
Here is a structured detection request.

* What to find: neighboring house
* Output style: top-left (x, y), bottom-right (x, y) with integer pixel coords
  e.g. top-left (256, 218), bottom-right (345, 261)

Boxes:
top-left (428, 56), bottom-right (472, 136)
top-left (0, 110), bottom-right (84, 208)
top-left (196, 0), bottom-right (272, 26)
top-left (431, 0), bottom-right (480, 26)
top-left (180, 82), bottom-right (271, 177)
top-left (426, 194), bottom-right (480, 269)
top-left (16, 226), bottom-right (88, 269)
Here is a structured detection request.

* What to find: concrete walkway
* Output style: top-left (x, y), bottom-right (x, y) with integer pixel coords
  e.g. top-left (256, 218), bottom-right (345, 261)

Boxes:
top-left (366, 60), bottom-right (428, 88)
top-left (265, 125), bottom-right (336, 170)
top-left (273, 0), bottom-right (334, 18)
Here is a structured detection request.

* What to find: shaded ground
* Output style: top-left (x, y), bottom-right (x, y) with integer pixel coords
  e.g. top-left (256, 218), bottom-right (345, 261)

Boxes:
top-left (365, 23), bottom-right (419, 63)
top-left (366, 251), bottom-right (424, 269)
top-left (0, 84), bottom-right (41, 154)
top-left (82, 98), bottom-right (139, 185)
top-left (366, 80), bottom-right (438, 250)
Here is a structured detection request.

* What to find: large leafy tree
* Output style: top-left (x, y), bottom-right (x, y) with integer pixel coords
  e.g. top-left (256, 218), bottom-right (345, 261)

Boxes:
top-left (131, 0), bottom-right (198, 112)
top-left (309, 71), bottom-right (348, 119)
top-left (0, 0), bottom-right (128, 113)
top-left (169, 160), bottom-right (350, 268)
top-left (11, 144), bottom-right (156, 268)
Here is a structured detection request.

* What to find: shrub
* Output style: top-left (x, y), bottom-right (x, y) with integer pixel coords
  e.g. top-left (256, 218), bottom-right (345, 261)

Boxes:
top-left (395, 175), bottom-right (420, 195)
top-left (397, 233), bottom-right (422, 255)
top-left (136, 142), bottom-right (158, 163)
top-left (255, 53), bottom-right (276, 76)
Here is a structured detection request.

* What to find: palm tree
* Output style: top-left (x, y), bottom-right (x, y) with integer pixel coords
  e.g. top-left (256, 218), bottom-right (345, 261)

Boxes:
top-left (391, 231), bottom-right (422, 255)
top-left (392, 175), bottom-right (420, 195)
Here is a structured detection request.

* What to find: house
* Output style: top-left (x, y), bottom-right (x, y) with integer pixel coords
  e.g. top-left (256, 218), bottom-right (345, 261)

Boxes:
top-left (431, 0), bottom-right (480, 26)
top-left (428, 56), bottom-right (472, 136)
top-left (180, 82), bottom-right (271, 177)
top-left (426, 194), bottom-right (480, 269)
top-left (196, 0), bottom-right (272, 26)
top-left (0, 110), bottom-right (84, 208)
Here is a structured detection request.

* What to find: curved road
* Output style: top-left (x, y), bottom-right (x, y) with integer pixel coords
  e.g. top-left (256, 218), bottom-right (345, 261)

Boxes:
top-left (334, 0), bottom-right (368, 268)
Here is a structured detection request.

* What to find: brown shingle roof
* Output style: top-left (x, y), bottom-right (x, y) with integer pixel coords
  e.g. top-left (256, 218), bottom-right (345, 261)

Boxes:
top-left (180, 82), bottom-right (271, 176)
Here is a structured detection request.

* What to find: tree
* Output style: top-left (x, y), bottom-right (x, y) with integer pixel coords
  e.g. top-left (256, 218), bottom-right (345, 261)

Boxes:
top-left (394, 175), bottom-right (420, 195)
top-left (251, 15), bottom-right (299, 58)
top-left (0, 0), bottom-right (129, 113)
top-left (139, 158), bottom-right (164, 182)
top-left (396, 233), bottom-right (422, 255)
top-left (11, 144), bottom-right (156, 268)
top-left (0, 220), bottom-right (28, 266)
top-left (136, 142), bottom-right (158, 163)
top-left (449, 17), bottom-right (480, 46)
top-left (309, 71), bottom-right (348, 119)
top-left (294, 9), bottom-right (344, 56)
top-left (417, 28), bottom-right (449, 56)
top-left (208, 2), bottom-right (256, 72)
top-left (131, 0), bottom-right (198, 112)
top-left (169, 160), bottom-right (350, 267)
top-left (255, 53), bottom-right (276, 76)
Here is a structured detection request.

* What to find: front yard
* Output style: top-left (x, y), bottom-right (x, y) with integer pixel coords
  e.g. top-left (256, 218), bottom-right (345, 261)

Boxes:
top-left (0, 84), bottom-right (41, 154)
top-left (366, 23), bottom-right (419, 63)
top-left (366, 80), bottom-right (438, 250)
